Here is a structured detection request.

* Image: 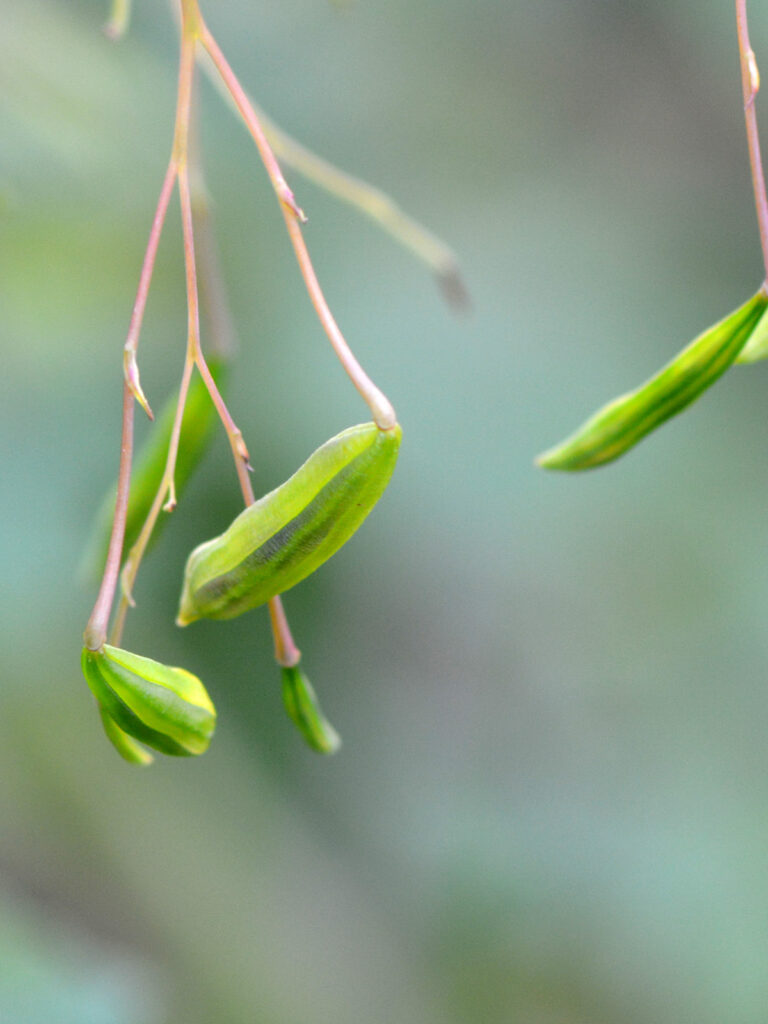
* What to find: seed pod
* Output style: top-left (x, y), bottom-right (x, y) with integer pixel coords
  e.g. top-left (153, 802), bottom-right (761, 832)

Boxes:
top-left (736, 304), bottom-right (768, 364)
top-left (536, 289), bottom-right (768, 471)
top-left (282, 665), bottom-right (341, 755)
top-left (177, 421), bottom-right (402, 625)
top-left (98, 705), bottom-right (154, 765)
top-left (81, 361), bottom-right (225, 582)
top-left (82, 644), bottom-right (216, 758)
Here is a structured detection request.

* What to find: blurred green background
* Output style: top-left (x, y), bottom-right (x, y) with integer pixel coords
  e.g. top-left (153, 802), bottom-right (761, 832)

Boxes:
top-left (4, 0), bottom-right (768, 1021)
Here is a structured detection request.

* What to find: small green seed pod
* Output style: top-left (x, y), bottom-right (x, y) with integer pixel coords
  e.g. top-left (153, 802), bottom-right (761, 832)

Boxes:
top-left (536, 289), bottom-right (768, 471)
top-left (82, 644), bottom-right (216, 758)
top-left (177, 421), bottom-right (402, 625)
top-left (282, 665), bottom-right (341, 755)
top-left (81, 361), bottom-right (225, 582)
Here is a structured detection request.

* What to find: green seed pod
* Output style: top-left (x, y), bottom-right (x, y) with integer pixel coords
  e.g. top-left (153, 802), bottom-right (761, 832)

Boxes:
top-left (536, 289), bottom-right (768, 471)
top-left (177, 421), bottom-right (402, 625)
top-left (736, 304), bottom-right (768, 364)
top-left (82, 644), bottom-right (216, 758)
top-left (282, 665), bottom-right (341, 755)
top-left (81, 360), bottom-right (225, 582)
top-left (98, 705), bottom-right (154, 765)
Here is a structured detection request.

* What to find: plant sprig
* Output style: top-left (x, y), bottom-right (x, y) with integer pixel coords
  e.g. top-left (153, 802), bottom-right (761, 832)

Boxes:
top-left (536, 1), bottom-right (768, 472)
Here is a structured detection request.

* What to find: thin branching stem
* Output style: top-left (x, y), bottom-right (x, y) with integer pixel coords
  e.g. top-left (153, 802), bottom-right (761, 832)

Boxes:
top-left (84, 384), bottom-right (135, 650)
top-left (84, 108), bottom-right (179, 648)
top-left (736, 0), bottom-right (768, 284)
top-left (93, 0), bottom-right (311, 667)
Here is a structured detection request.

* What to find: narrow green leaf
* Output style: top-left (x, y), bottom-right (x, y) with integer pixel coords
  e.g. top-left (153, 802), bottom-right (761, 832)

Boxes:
top-left (536, 289), bottom-right (768, 471)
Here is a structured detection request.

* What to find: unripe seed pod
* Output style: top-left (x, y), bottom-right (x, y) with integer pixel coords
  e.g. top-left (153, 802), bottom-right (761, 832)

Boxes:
top-left (81, 361), bottom-right (225, 582)
top-left (537, 289), bottom-right (768, 471)
top-left (177, 421), bottom-right (402, 625)
top-left (282, 665), bottom-right (341, 755)
top-left (82, 644), bottom-right (216, 758)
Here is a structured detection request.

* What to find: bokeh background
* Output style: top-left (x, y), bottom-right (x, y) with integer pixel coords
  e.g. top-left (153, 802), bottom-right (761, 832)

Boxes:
top-left (4, 1), bottom-right (768, 1021)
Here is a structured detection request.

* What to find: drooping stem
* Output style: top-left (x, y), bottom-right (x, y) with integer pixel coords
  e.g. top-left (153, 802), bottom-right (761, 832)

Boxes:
top-left (736, 0), bottom-right (768, 284)
top-left (269, 598), bottom-right (302, 668)
top-left (197, 22), bottom-right (305, 222)
top-left (84, 384), bottom-right (135, 650)
top-left (198, 18), bottom-right (397, 430)
top-left (96, 0), bottom-right (303, 669)
top-left (242, 96), bottom-right (468, 309)
top-left (283, 213), bottom-right (397, 429)
top-left (84, 142), bottom-right (179, 648)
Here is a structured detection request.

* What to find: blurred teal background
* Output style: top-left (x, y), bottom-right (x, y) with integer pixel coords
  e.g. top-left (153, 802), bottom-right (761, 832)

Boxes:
top-left (4, 0), bottom-right (768, 1020)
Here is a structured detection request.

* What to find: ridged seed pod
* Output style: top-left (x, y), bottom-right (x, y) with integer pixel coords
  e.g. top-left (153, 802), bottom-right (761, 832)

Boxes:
top-left (82, 644), bottom-right (216, 758)
top-left (537, 289), bottom-right (768, 471)
top-left (177, 421), bottom-right (402, 625)
top-left (282, 665), bottom-right (341, 754)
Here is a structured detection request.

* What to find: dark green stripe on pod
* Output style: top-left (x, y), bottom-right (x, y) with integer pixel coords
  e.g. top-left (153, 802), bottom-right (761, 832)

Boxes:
top-left (282, 666), bottom-right (341, 754)
top-left (536, 289), bottom-right (768, 471)
top-left (98, 705), bottom-right (154, 765)
top-left (80, 361), bottom-right (225, 581)
top-left (82, 644), bottom-right (216, 758)
top-left (177, 421), bottom-right (402, 625)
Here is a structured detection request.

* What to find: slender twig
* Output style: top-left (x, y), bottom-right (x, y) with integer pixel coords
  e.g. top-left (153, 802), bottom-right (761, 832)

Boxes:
top-left (95, 0), bottom-right (312, 670)
top-left (84, 137), bottom-right (178, 648)
top-left (84, 383), bottom-right (135, 650)
top-left (198, 24), bottom-right (305, 222)
top-left (737, 0), bottom-right (768, 284)
top-left (198, 19), bottom-right (397, 430)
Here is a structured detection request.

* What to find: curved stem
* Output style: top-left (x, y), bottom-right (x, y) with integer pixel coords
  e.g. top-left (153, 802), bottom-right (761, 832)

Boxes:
top-left (84, 156), bottom-right (178, 649)
top-left (198, 23), bottom-right (305, 222)
top-left (193, 42), bottom-right (467, 309)
top-left (736, 0), bottom-right (768, 283)
top-left (198, 18), bottom-right (396, 429)
top-left (84, 384), bottom-right (135, 650)
top-left (98, 0), bottom-right (302, 669)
